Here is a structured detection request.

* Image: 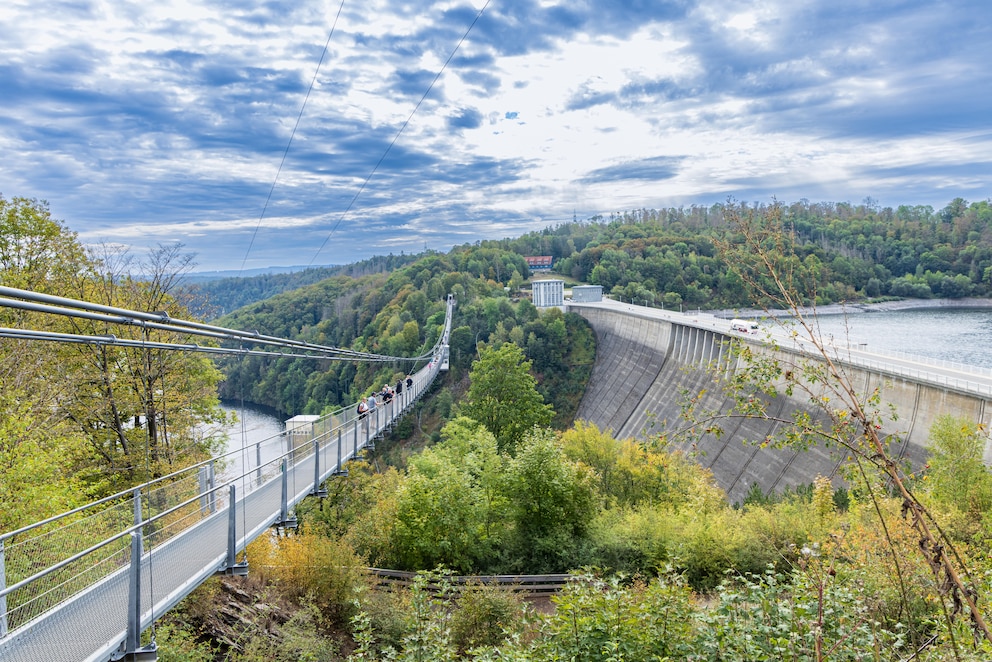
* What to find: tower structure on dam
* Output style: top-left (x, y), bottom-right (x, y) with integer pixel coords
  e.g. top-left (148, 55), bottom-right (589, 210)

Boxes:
top-left (567, 300), bottom-right (992, 504)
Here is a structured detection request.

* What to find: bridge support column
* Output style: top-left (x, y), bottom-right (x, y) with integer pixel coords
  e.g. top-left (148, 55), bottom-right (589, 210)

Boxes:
top-left (277, 460), bottom-right (297, 531)
top-left (1, 539), bottom-right (7, 638)
top-left (311, 438), bottom-right (327, 498)
top-left (114, 490), bottom-right (157, 661)
top-left (219, 484), bottom-right (248, 576)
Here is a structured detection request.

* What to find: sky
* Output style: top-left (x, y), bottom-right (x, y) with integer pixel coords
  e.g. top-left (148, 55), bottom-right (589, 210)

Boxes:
top-left (2, 0), bottom-right (991, 272)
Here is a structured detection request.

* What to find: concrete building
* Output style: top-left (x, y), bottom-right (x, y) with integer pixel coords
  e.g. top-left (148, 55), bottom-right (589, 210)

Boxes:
top-left (532, 279), bottom-right (564, 307)
top-left (571, 285), bottom-right (603, 302)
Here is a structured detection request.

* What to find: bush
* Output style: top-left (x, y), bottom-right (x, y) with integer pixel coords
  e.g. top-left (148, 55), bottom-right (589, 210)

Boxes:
top-left (449, 581), bottom-right (529, 652)
top-left (698, 566), bottom-right (907, 660)
top-left (255, 527), bottom-right (368, 624)
top-left (537, 572), bottom-right (696, 661)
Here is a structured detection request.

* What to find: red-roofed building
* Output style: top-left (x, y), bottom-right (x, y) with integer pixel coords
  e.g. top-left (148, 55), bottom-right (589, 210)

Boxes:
top-left (525, 255), bottom-right (553, 271)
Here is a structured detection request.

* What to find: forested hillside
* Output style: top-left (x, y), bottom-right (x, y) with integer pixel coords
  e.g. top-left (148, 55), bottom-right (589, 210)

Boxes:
top-left (210, 196), bottom-right (992, 420)
top-left (215, 247), bottom-right (593, 427)
top-left (494, 198), bottom-right (992, 308)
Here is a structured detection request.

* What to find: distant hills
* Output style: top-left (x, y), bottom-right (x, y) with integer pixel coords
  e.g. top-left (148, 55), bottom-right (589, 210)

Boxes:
top-left (185, 252), bottom-right (429, 319)
top-left (179, 264), bottom-right (336, 285)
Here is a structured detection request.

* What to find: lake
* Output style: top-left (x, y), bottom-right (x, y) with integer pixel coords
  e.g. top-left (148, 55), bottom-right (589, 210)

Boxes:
top-left (811, 307), bottom-right (992, 371)
top-left (215, 401), bottom-right (287, 482)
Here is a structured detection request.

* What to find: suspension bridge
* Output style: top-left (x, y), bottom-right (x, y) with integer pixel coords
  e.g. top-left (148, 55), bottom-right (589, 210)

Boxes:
top-left (0, 290), bottom-right (454, 662)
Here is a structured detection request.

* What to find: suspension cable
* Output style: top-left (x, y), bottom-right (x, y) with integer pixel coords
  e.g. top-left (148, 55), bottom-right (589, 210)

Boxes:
top-left (240, 0), bottom-right (349, 272)
top-left (0, 286), bottom-right (436, 362)
top-left (308, 0), bottom-right (494, 266)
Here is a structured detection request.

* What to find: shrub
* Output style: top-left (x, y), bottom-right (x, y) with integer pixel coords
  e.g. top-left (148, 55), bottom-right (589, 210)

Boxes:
top-left (258, 527), bottom-right (368, 624)
top-left (537, 572), bottom-right (696, 661)
top-left (449, 581), bottom-right (529, 652)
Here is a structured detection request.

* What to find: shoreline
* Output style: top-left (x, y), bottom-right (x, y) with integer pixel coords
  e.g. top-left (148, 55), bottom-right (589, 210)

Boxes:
top-left (710, 297), bottom-right (992, 319)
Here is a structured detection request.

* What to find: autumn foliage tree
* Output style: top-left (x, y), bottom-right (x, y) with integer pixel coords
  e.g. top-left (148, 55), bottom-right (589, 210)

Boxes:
top-left (0, 196), bottom-right (228, 524)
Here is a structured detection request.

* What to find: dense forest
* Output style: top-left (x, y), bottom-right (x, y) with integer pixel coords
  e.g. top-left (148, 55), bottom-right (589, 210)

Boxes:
top-left (490, 197), bottom-right (992, 308)
top-left (210, 196), bottom-right (992, 422)
top-left (214, 247), bottom-right (594, 428)
top-left (187, 252), bottom-right (430, 318)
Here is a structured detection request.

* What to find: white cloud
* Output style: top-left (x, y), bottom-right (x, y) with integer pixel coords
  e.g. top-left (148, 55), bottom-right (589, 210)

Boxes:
top-left (1, 0), bottom-right (990, 269)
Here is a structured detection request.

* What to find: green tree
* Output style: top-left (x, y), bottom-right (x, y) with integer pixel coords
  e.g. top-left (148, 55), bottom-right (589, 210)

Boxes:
top-left (506, 428), bottom-right (597, 570)
top-left (0, 393), bottom-right (90, 532)
top-left (461, 343), bottom-right (554, 454)
top-left (0, 195), bottom-right (92, 293)
top-left (926, 414), bottom-right (992, 518)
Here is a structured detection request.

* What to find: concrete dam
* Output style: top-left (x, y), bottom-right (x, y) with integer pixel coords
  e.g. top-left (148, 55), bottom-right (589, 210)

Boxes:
top-left (568, 301), bottom-right (992, 504)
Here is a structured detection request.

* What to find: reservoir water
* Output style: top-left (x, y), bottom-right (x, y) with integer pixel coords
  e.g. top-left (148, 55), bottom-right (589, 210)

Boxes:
top-left (216, 401), bottom-right (287, 482)
top-left (810, 307), bottom-right (992, 371)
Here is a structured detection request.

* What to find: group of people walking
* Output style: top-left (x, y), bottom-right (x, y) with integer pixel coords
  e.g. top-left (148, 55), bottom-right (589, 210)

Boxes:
top-left (356, 374), bottom-right (414, 422)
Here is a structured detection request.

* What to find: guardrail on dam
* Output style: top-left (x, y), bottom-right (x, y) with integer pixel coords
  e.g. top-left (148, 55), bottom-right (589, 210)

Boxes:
top-left (567, 300), bottom-right (992, 504)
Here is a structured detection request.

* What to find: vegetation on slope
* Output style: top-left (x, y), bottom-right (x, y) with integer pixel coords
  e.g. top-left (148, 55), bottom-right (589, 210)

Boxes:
top-left (213, 248), bottom-right (594, 428)
top-left (0, 196), bottom-right (228, 530)
top-left (157, 407), bottom-right (992, 660)
top-left (491, 197), bottom-right (992, 308)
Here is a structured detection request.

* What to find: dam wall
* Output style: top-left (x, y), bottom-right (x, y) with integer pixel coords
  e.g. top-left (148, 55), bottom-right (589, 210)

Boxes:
top-left (569, 303), bottom-right (992, 504)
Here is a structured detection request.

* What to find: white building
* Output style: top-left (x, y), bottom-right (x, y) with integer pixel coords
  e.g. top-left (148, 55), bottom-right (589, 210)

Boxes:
top-left (532, 279), bottom-right (564, 307)
top-left (285, 414), bottom-right (320, 441)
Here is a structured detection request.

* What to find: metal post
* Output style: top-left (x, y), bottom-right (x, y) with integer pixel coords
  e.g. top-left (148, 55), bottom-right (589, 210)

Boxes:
top-left (1, 538), bottom-right (7, 638)
top-left (280, 459), bottom-right (289, 524)
top-left (336, 428), bottom-right (342, 471)
top-left (218, 484), bottom-right (248, 577)
top-left (255, 442), bottom-right (262, 487)
top-left (198, 466), bottom-right (208, 515)
top-left (313, 437), bottom-right (320, 490)
top-left (208, 461), bottom-right (216, 514)
top-left (353, 418), bottom-right (358, 460)
top-left (119, 489), bottom-right (157, 660)
top-left (125, 531), bottom-right (143, 654)
top-left (226, 484), bottom-right (237, 570)
top-left (311, 438), bottom-right (327, 498)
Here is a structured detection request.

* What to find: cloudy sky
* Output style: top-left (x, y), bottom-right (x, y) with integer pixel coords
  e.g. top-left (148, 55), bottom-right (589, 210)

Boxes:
top-left (2, 0), bottom-right (990, 271)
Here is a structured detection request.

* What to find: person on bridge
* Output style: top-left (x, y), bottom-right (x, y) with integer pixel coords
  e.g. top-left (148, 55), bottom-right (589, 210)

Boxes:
top-left (395, 378), bottom-right (403, 396)
top-left (364, 393), bottom-right (378, 435)
top-left (405, 374), bottom-right (413, 389)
